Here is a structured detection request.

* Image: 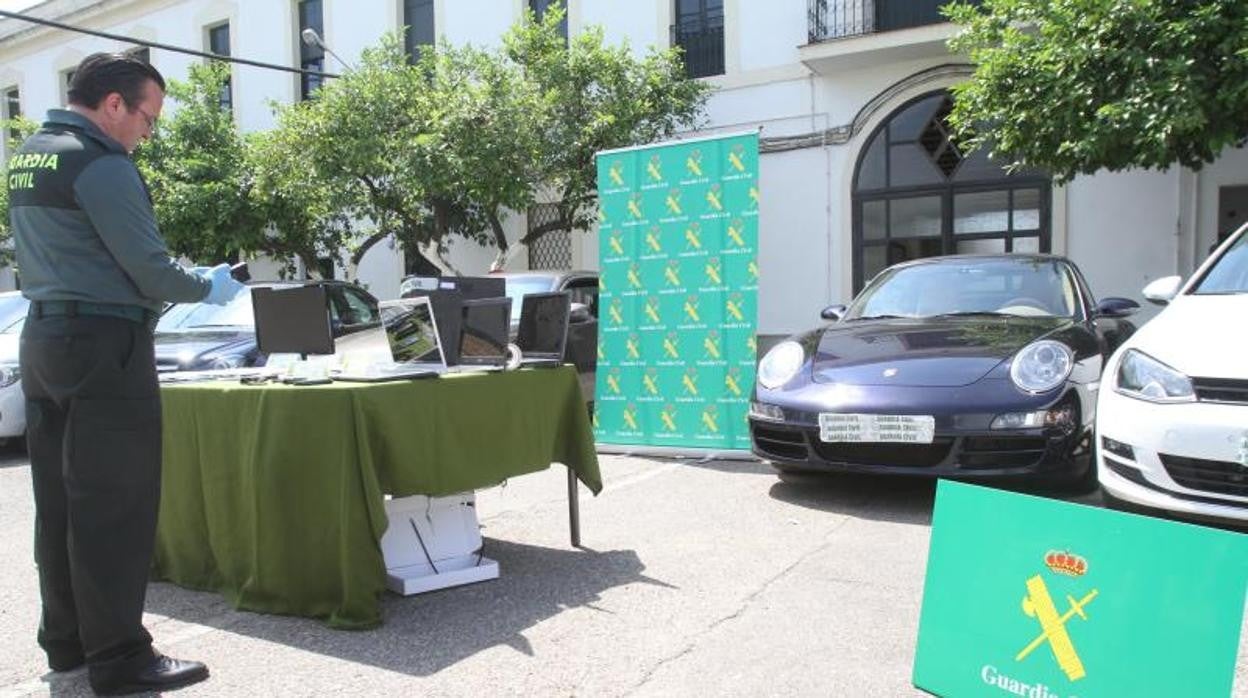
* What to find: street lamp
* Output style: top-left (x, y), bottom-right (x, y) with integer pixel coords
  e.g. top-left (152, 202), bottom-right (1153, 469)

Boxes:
top-left (301, 27), bottom-right (353, 71)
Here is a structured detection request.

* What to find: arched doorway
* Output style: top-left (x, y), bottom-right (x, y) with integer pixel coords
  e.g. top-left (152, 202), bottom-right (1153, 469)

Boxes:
top-left (852, 90), bottom-right (1051, 291)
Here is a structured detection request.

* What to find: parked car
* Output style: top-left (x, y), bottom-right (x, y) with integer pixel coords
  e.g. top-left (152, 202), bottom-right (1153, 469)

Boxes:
top-left (155, 280), bottom-right (380, 372)
top-left (1097, 223), bottom-right (1248, 525)
top-left (0, 291), bottom-right (31, 447)
top-left (399, 270), bottom-right (599, 403)
top-left (750, 254), bottom-right (1139, 489)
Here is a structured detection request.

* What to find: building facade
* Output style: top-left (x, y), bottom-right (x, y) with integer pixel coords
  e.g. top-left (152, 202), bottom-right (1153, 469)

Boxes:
top-left (2, 0), bottom-right (1244, 336)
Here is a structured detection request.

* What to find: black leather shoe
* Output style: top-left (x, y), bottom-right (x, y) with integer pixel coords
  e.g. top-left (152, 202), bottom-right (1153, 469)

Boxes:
top-left (48, 652), bottom-right (85, 672)
top-left (91, 654), bottom-right (209, 696)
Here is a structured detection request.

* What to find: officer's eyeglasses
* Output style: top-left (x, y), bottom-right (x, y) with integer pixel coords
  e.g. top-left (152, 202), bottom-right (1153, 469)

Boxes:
top-left (132, 106), bottom-right (158, 130)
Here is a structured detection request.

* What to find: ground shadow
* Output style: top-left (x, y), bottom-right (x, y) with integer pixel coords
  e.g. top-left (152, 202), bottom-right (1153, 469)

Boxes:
top-left (137, 538), bottom-right (665, 680)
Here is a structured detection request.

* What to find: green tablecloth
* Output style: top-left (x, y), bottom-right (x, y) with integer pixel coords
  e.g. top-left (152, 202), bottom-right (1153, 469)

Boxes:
top-left (152, 367), bottom-right (601, 629)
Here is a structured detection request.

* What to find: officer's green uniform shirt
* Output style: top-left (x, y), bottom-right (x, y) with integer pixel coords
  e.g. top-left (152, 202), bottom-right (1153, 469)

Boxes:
top-left (7, 109), bottom-right (210, 312)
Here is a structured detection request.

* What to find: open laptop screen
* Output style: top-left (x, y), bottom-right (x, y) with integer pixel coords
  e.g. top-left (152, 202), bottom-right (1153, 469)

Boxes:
top-left (379, 297), bottom-right (444, 365)
top-left (516, 292), bottom-right (570, 359)
top-left (458, 297), bottom-right (511, 365)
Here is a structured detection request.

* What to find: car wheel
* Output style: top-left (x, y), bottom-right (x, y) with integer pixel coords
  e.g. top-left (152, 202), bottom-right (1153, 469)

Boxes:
top-left (1054, 455), bottom-right (1099, 494)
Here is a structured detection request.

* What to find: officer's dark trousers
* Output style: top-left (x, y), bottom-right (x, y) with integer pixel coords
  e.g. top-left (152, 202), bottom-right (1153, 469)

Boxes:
top-left (20, 313), bottom-right (161, 683)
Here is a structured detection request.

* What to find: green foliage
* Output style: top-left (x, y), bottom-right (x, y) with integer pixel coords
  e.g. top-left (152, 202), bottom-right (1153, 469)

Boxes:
top-left (135, 62), bottom-right (266, 264)
top-left (260, 4), bottom-right (710, 272)
top-left (505, 5), bottom-right (711, 258)
top-left (0, 115), bottom-right (40, 266)
top-left (946, 0), bottom-right (1248, 181)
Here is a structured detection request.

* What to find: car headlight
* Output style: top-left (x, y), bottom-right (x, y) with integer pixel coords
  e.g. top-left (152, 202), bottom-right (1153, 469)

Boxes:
top-left (1114, 349), bottom-right (1194, 403)
top-left (1010, 340), bottom-right (1072, 394)
top-left (205, 354), bottom-right (246, 370)
top-left (757, 341), bottom-right (804, 389)
top-left (0, 364), bottom-right (20, 388)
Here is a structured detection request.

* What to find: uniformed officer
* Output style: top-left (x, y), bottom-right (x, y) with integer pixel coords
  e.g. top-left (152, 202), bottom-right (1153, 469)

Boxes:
top-left (7, 52), bottom-right (243, 695)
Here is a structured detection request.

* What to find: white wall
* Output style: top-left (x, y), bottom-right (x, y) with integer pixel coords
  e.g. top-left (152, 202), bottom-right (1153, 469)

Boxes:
top-left (1066, 168), bottom-right (1179, 321)
top-left (442, 0), bottom-right (517, 48)
top-left (1196, 144), bottom-right (1248, 260)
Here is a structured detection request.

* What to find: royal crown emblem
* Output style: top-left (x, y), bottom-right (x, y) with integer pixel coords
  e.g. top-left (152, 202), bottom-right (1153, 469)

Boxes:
top-left (1044, 550), bottom-right (1088, 577)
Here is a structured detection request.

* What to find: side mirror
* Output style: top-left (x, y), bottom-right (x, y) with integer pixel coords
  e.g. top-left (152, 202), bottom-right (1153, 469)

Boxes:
top-left (570, 302), bottom-right (592, 323)
top-left (1142, 276), bottom-right (1183, 306)
top-left (1094, 297), bottom-right (1139, 319)
top-left (821, 304), bottom-right (847, 321)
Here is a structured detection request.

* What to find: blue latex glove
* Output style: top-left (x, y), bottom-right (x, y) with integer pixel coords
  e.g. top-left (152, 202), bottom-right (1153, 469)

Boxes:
top-left (201, 263), bottom-right (245, 305)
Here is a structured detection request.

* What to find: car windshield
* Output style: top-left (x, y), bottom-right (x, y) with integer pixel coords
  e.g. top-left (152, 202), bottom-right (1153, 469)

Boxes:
top-left (157, 287), bottom-right (255, 332)
top-left (1192, 232), bottom-right (1248, 294)
top-left (0, 295), bottom-right (29, 333)
top-left (846, 258), bottom-right (1080, 320)
top-left (504, 277), bottom-right (556, 322)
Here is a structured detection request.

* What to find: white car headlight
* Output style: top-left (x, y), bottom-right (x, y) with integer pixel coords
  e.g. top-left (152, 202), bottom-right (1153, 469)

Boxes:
top-left (1010, 340), bottom-right (1072, 394)
top-left (1114, 349), bottom-right (1194, 403)
top-left (757, 341), bottom-right (804, 390)
top-left (0, 364), bottom-right (20, 388)
top-left (207, 354), bottom-right (246, 370)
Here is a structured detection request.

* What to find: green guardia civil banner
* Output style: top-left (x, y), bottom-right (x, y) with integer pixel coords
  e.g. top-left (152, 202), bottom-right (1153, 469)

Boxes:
top-left (593, 132), bottom-right (759, 450)
top-left (914, 481), bottom-right (1248, 697)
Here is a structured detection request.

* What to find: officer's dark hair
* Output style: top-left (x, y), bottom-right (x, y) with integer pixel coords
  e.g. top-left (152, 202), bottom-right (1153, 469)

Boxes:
top-left (67, 52), bottom-right (166, 109)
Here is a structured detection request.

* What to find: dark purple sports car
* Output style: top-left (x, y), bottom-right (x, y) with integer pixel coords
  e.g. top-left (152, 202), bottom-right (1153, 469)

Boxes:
top-left (749, 254), bottom-right (1139, 489)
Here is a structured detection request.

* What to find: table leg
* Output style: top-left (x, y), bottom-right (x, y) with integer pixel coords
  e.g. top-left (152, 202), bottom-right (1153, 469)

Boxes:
top-left (567, 466), bottom-right (581, 548)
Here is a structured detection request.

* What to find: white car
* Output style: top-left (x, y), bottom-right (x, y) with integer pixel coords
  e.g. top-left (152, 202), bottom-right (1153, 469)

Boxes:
top-left (1097, 224), bottom-right (1248, 524)
top-left (0, 291), bottom-right (31, 445)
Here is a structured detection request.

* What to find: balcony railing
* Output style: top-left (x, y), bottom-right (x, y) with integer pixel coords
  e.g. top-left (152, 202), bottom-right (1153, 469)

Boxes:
top-left (808, 0), bottom-right (979, 42)
top-left (672, 11), bottom-right (725, 79)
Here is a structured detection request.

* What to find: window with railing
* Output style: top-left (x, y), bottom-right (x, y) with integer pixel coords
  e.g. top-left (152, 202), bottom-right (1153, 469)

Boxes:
top-left (672, 0), bottom-right (724, 79)
top-left (808, 0), bottom-right (980, 42)
top-left (298, 0), bottom-right (323, 99)
top-left (207, 23), bottom-right (232, 111)
top-left (404, 0), bottom-right (435, 63)
top-left (529, 0), bottom-right (568, 42)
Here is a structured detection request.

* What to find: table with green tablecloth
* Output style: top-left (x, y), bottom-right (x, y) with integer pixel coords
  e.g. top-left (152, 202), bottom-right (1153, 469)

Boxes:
top-left (152, 367), bottom-right (601, 629)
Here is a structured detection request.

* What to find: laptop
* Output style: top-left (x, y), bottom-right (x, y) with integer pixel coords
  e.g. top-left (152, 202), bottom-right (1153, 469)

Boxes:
top-left (333, 297), bottom-right (446, 382)
top-left (456, 297), bottom-right (511, 371)
top-left (515, 292), bottom-right (570, 368)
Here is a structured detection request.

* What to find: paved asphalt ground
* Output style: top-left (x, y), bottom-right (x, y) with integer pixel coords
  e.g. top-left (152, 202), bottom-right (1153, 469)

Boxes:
top-left (0, 448), bottom-right (1244, 697)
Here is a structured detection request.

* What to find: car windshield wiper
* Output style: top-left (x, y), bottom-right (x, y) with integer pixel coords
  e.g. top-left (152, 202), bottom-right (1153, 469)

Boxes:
top-left (185, 323), bottom-right (248, 329)
top-left (930, 311), bottom-right (1013, 318)
top-left (849, 314), bottom-right (907, 321)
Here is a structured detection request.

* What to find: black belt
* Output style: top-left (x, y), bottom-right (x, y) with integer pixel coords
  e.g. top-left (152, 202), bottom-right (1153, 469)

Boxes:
top-left (32, 300), bottom-right (158, 327)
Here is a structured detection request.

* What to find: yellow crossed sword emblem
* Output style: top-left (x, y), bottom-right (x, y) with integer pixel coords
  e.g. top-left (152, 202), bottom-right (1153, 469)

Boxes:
top-left (663, 337), bottom-right (679, 358)
top-left (747, 260), bottom-right (759, 280)
top-left (647, 159), bottom-right (662, 181)
top-left (727, 221), bottom-right (745, 247)
top-left (725, 373), bottom-right (742, 396)
top-left (644, 300), bottom-right (661, 324)
top-left (686, 154), bottom-right (702, 176)
top-left (606, 373), bottom-right (621, 394)
top-left (682, 373), bottom-right (699, 396)
top-left (627, 197), bottom-right (643, 219)
top-left (609, 303), bottom-right (624, 325)
top-left (685, 226), bottom-right (702, 250)
top-left (684, 299), bottom-right (700, 322)
top-left (728, 151), bottom-right (745, 172)
top-left (627, 267), bottom-right (642, 289)
top-left (705, 262), bottom-right (721, 285)
top-left (706, 189), bottom-right (722, 211)
top-left (703, 335), bottom-right (720, 359)
top-left (701, 407), bottom-right (718, 432)
top-left (622, 407), bottom-right (638, 430)
top-left (749, 185), bottom-right (759, 206)
top-left (643, 374), bottom-right (659, 395)
top-left (626, 337), bottom-right (640, 359)
top-left (609, 162), bottom-right (625, 186)
top-left (609, 235), bottom-right (624, 256)
top-left (661, 409), bottom-right (678, 431)
top-left (1017, 575), bottom-right (1099, 681)
top-left (665, 192), bottom-right (682, 215)
top-left (646, 230), bottom-right (662, 252)
top-left (664, 265), bottom-right (681, 286)
top-left (726, 299), bottom-right (744, 321)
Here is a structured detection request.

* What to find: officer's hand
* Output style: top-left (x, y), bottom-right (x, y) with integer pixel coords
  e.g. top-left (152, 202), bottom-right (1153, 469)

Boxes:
top-left (202, 263), bottom-right (246, 305)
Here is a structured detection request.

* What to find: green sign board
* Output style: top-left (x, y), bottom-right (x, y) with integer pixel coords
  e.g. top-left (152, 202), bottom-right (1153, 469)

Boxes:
top-left (915, 481), bottom-right (1248, 697)
top-left (593, 133), bottom-right (759, 449)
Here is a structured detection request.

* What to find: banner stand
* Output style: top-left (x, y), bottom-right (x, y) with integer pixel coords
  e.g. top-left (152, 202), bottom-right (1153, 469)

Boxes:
top-left (594, 444), bottom-right (757, 462)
